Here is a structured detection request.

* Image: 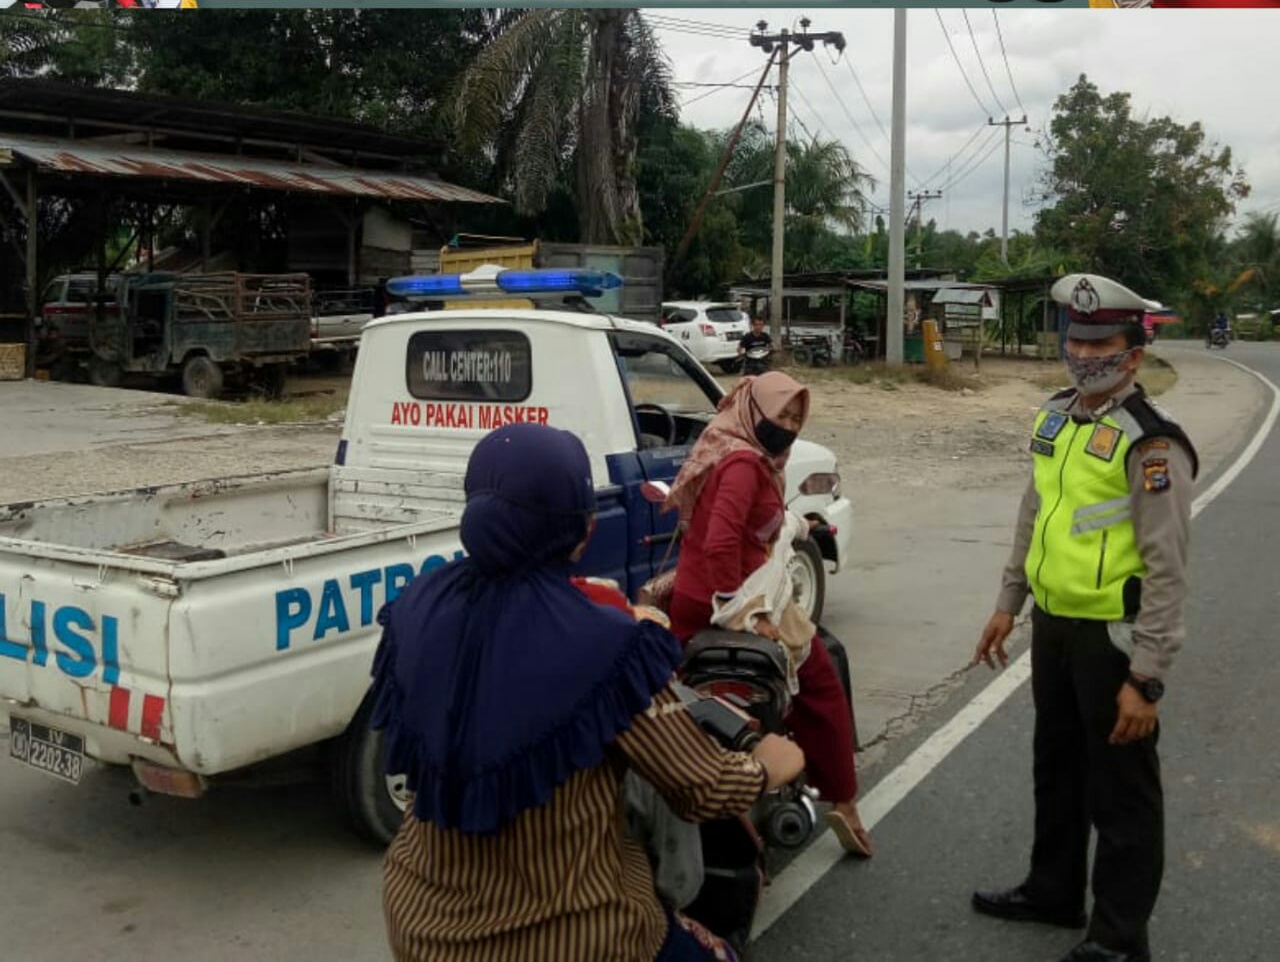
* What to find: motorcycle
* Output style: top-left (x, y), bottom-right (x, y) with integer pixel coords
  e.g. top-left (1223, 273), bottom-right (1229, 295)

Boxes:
top-left (632, 481), bottom-right (857, 955)
top-left (1207, 327), bottom-right (1230, 349)
top-left (789, 335), bottom-right (834, 368)
top-left (742, 345), bottom-right (772, 376)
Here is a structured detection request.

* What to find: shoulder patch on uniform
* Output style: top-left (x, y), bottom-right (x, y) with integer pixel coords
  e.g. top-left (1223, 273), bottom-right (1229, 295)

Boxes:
top-left (1137, 438), bottom-right (1170, 455)
top-left (1085, 423), bottom-right (1120, 462)
top-left (1030, 438), bottom-right (1056, 457)
top-left (1036, 411), bottom-right (1069, 441)
top-left (1142, 458), bottom-right (1171, 493)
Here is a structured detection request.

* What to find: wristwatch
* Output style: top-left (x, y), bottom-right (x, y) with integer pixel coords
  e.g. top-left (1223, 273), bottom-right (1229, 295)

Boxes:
top-left (1127, 673), bottom-right (1165, 703)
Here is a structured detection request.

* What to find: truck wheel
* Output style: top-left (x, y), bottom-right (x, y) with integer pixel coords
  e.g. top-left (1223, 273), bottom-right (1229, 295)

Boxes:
top-left (328, 691), bottom-right (409, 846)
top-left (256, 363), bottom-right (288, 400)
top-left (87, 356), bottom-right (122, 388)
top-left (181, 356), bottom-right (224, 399)
top-left (789, 538), bottom-right (826, 624)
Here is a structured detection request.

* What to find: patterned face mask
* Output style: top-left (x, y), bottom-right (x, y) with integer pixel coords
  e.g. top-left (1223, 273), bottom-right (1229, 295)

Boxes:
top-left (1064, 349), bottom-right (1135, 395)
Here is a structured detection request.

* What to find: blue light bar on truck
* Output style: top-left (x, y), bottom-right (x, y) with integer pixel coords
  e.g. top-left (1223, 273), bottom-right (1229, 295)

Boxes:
top-left (385, 267), bottom-right (623, 300)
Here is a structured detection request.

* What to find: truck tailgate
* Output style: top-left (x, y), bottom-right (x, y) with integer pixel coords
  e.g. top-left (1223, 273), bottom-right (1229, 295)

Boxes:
top-left (1, 519), bottom-right (466, 776)
top-left (0, 552), bottom-right (177, 766)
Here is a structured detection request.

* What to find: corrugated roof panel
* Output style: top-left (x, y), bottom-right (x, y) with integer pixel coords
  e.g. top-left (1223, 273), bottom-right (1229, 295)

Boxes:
top-left (0, 133), bottom-right (503, 205)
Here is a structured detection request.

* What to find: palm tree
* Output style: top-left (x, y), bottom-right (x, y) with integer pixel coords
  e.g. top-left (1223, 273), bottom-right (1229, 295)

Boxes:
top-left (451, 9), bottom-right (673, 245)
top-left (721, 125), bottom-right (873, 272)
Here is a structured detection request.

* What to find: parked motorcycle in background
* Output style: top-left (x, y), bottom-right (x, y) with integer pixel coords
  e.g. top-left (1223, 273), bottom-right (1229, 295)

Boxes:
top-left (742, 344), bottom-right (772, 376)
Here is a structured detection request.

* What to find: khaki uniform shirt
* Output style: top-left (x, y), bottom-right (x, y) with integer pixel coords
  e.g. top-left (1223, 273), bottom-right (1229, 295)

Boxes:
top-left (996, 382), bottom-right (1194, 679)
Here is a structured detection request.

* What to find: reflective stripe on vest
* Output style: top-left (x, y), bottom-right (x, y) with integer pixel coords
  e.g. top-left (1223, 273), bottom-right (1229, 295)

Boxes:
top-left (1025, 403), bottom-right (1146, 621)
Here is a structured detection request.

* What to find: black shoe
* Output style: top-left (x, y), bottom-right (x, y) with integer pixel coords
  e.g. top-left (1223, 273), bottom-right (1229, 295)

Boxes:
top-left (1058, 940), bottom-right (1151, 962)
top-left (971, 885), bottom-right (1086, 929)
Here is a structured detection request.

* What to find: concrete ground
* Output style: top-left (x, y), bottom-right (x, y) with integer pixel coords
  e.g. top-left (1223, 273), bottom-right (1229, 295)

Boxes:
top-left (0, 342), bottom-right (1266, 962)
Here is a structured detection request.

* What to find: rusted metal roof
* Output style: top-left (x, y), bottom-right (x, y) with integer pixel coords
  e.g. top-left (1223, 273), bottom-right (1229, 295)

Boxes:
top-left (0, 79), bottom-right (443, 160)
top-left (0, 134), bottom-right (504, 205)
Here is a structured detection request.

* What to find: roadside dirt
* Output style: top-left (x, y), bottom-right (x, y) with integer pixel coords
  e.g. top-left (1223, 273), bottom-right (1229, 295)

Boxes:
top-left (799, 358), bottom-right (1050, 493)
top-left (0, 357), bottom-right (1081, 505)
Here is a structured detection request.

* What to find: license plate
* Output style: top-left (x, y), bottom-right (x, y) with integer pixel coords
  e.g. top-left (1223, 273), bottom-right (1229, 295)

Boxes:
top-left (726, 331), bottom-right (743, 341)
top-left (8, 717), bottom-right (85, 785)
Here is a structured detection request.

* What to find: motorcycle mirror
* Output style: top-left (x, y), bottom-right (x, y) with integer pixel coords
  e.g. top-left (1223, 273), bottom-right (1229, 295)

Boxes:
top-left (640, 480), bottom-right (670, 505)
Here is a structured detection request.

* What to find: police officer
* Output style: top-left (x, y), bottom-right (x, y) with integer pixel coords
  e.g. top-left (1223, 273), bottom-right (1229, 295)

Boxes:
top-left (971, 274), bottom-right (1198, 962)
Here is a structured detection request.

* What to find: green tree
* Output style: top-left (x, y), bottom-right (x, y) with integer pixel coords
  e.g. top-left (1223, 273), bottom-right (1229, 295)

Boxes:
top-left (0, 9), bottom-right (133, 84)
top-left (635, 121), bottom-right (745, 297)
top-left (718, 123), bottom-right (872, 273)
top-left (450, 8), bottom-right (673, 245)
top-left (1034, 74), bottom-right (1248, 304)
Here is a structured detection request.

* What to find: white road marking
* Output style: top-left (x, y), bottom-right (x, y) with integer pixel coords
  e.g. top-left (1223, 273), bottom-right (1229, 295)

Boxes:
top-left (753, 355), bottom-right (1280, 940)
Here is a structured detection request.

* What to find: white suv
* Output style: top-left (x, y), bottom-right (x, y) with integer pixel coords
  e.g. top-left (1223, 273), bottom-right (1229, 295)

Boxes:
top-left (660, 301), bottom-right (750, 372)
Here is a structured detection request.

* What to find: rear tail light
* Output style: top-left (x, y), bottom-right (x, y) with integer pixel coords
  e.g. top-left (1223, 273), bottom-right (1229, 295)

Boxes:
top-left (799, 472), bottom-right (841, 496)
top-left (697, 679), bottom-right (771, 706)
top-left (700, 323), bottom-right (716, 337)
top-left (131, 759), bottom-right (206, 799)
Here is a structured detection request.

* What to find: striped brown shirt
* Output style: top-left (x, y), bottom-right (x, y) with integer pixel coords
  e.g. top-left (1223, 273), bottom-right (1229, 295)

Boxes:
top-left (383, 684), bottom-right (767, 962)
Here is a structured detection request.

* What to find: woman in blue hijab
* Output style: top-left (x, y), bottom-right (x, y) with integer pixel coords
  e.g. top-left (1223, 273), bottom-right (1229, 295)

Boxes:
top-left (370, 423), bottom-right (803, 962)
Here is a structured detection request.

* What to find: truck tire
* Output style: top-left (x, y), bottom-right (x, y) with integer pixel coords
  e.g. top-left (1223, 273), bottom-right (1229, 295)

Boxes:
top-left (87, 356), bottom-right (122, 388)
top-left (328, 690), bottom-right (408, 846)
top-left (256, 363), bottom-right (288, 400)
top-left (789, 538), bottom-right (826, 625)
top-left (182, 356), bottom-right (224, 399)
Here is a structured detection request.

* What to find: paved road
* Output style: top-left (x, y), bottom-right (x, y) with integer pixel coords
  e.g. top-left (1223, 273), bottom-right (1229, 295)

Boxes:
top-left (0, 345), bottom-right (1274, 962)
top-left (759, 342), bottom-right (1280, 961)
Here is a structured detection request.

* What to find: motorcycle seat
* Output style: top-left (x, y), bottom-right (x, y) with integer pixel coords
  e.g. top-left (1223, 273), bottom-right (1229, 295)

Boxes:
top-left (682, 629), bottom-right (789, 680)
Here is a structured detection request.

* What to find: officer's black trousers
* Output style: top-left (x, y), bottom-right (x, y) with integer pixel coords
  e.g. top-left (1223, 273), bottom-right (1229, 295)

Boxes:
top-left (1025, 607), bottom-right (1164, 954)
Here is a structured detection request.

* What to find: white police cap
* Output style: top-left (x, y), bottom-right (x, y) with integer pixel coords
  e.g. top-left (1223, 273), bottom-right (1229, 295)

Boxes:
top-left (1050, 273), bottom-right (1162, 341)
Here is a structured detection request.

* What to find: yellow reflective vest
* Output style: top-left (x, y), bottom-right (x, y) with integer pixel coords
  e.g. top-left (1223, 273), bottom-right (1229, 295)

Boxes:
top-left (1025, 389), bottom-right (1197, 621)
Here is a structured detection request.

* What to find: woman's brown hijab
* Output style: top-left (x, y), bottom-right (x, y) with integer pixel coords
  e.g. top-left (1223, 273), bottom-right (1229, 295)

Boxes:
top-left (664, 371), bottom-right (810, 524)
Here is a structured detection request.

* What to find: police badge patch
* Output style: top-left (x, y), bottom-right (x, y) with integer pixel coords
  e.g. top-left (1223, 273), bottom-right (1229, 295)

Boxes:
top-left (1036, 412), bottom-right (1069, 441)
top-left (1086, 424), bottom-right (1121, 462)
top-left (1143, 458), bottom-right (1171, 492)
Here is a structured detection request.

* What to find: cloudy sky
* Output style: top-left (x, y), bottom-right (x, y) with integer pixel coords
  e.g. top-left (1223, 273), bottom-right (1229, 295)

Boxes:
top-left (650, 8), bottom-right (1280, 239)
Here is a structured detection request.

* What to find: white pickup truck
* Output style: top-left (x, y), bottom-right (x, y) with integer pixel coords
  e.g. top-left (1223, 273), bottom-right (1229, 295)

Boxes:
top-left (0, 269), bottom-right (855, 842)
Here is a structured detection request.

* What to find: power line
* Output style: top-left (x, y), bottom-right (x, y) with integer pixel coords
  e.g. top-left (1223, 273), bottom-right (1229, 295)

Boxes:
top-left (644, 14), bottom-right (749, 40)
top-left (933, 10), bottom-right (993, 121)
top-left (810, 53), bottom-right (895, 183)
top-left (678, 65), bottom-right (772, 107)
top-left (787, 81), bottom-right (833, 144)
top-left (841, 55), bottom-right (890, 147)
top-left (937, 127), bottom-right (1003, 193)
top-left (917, 124), bottom-right (988, 189)
top-left (962, 10), bottom-right (1008, 118)
top-left (991, 11), bottom-right (1028, 118)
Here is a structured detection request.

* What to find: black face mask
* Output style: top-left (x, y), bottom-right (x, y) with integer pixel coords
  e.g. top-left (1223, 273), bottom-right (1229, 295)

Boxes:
top-left (754, 417), bottom-right (797, 456)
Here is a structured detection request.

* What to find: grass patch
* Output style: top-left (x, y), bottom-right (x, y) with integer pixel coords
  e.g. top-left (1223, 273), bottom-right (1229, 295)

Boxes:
top-left (175, 392), bottom-right (347, 425)
top-left (804, 361), bottom-right (912, 388)
top-left (914, 365), bottom-right (985, 392)
top-left (1139, 355), bottom-right (1177, 396)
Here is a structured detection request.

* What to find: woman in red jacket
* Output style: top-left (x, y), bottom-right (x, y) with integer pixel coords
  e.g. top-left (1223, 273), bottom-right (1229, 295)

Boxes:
top-left (664, 371), bottom-right (872, 858)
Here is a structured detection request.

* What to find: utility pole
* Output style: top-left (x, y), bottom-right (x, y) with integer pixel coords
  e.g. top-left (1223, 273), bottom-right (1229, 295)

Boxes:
top-left (670, 50), bottom-right (778, 274)
top-left (907, 189), bottom-right (943, 266)
top-left (886, 9), bottom-right (907, 365)
top-left (750, 19), bottom-right (845, 345)
top-left (989, 115), bottom-right (1028, 265)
